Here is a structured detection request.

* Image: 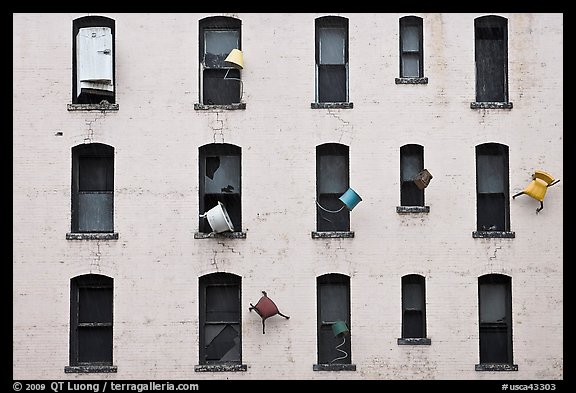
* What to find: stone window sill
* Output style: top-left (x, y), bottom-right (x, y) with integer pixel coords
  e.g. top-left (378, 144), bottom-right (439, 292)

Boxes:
top-left (311, 231), bottom-right (354, 239)
top-left (194, 232), bottom-right (247, 239)
top-left (397, 338), bottom-right (431, 345)
top-left (396, 206), bottom-right (430, 214)
top-left (194, 103), bottom-right (246, 110)
top-left (311, 102), bottom-right (354, 109)
top-left (470, 102), bottom-right (513, 109)
top-left (475, 363), bottom-right (518, 371)
top-left (67, 103), bottom-right (119, 111)
top-left (395, 77), bottom-right (428, 84)
top-left (65, 365), bottom-right (117, 373)
top-left (194, 364), bottom-right (247, 372)
top-left (472, 231), bottom-right (515, 239)
top-left (313, 364), bottom-right (356, 371)
top-left (66, 233), bottom-right (119, 240)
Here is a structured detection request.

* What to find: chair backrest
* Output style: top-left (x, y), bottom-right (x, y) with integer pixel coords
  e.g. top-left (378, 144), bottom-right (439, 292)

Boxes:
top-left (534, 170), bottom-right (555, 185)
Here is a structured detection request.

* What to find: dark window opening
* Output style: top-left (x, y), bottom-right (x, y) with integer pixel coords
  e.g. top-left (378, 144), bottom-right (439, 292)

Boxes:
top-left (199, 17), bottom-right (242, 105)
top-left (72, 16), bottom-right (116, 104)
top-left (316, 143), bottom-right (350, 232)
top-left (316, 16), bottom-right (349, 103)
top-left (70, 274), bottom-right (113, 366)
top-left (401, 275), bottom-right (427, 339)
top-left (399, 16), bottom-right (424, 78)
top-left (199, 144), bottom-right (241, 233)
top-left (72, 143), bottom-right (114, 233)
top-left (474, 16), bottom-right (508, 103)
top-left (199, 273), bottom-right (242, 365)
top-left (478, 274), bottom-right (513, 365)
top-left (317, 274), bottom-right (351, 365)
top-left (400, 144), bottom-right (425, 206)
top-left (476, 143), bottom-right (510, 232)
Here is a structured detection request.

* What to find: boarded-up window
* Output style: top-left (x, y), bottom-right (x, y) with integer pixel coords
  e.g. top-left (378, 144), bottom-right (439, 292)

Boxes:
top-left (476, 143), bottom-right (510, 231)
top-left (199, 273), bottom-right (242, 364)
top-left (401, 275), bottom-right (427, 339)
top-left (478, 274), bottom-right (513, 364)
top-left (316, 16), bottom-right (349, 103)
top-left (72, 144), bottom-right (114, 233)
top-left (475, 16), bottom-right (508, 102)
top-left (199, 144), bottom-right (241, 232)
top-left (70, 274), bottom-right (113, 366)
top-left (399, 16), bottom-right (424, 78)
top-left (317, 274), bottom-right (351, 364)
top-left (316, 143), bottom-right (349, 231)
top-left (199, 17), bottom-right (241, 105)
top-left (73, 16), bottom-right (115, 104)
top-left (400, 144), bottom-right (424, 206)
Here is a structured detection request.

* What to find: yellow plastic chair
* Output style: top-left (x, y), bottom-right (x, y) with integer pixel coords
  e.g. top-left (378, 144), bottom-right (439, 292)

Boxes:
top-left (512, 170), bottom-right (560, 213)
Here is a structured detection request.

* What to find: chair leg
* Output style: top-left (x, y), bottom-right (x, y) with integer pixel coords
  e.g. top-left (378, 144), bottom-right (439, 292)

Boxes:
top-left (536, 201), bottom-right (544, 213)
top-left (277, 311), bottom-right (290, 319)
top-left (262, 320), bottom-right (266, 334)
top-left (512, 191), bottom-right (524, 199)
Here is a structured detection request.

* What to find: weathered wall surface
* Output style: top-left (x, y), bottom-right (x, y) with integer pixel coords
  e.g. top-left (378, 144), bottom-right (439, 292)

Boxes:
top-left (13, 13), bottom-right (562, 379)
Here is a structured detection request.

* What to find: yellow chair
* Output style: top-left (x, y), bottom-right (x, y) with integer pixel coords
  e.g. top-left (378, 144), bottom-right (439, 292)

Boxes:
top-left (512, 170), bottom-right (560, 213)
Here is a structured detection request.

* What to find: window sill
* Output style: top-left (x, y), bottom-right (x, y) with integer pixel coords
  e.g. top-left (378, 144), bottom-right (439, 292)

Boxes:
top-left (194, 232), bottom-right (247, 239)
top-left (311, 102), bottom-right (354, 109)
top-left (194, 364), bottom-right (247, 372)
top-left (472, 231), bottom-right (515, 239)
top-left (396, 206), bottom-right (430, 214)
top-left (67, 103), bottom-right (119, 111)
top-left (475, 363), bottom-right (518, 372)
top-left (313, 364), bottom-right (356, 371)
top-left (470, 102), bottom-right (513, 109)
top-left (194, 103), bottom-right (246, 110)
top-left (65, 365), bottom-right (117, 373)
top-left (66, 233), bottom-right (119, 240)
top-left (395, 77), bottom-right (428, 84)
top-left (311, 231), bottom-right (354, 239)
top-left (397, 338), bottom-right (431, 345)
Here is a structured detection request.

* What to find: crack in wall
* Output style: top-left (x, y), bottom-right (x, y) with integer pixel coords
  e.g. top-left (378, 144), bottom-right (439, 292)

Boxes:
top-left (211, 250), bottom-right (219, 271)
top-left (327, 108), bottom-right (353, 143)
top-left (84, 111), bottom-right (107, 144)
top-left (90, 241), bottom-right (102, 272)
top-left (217, 241), bottom-right (242, 256)
top-left (211, 111), bottom-right (225, 143)
top-left (489, 245), bottom-right (502, 260)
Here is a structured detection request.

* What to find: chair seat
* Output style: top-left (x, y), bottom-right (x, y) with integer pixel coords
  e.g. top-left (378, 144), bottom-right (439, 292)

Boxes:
top-left (524, 179), bottom-right (548, 201)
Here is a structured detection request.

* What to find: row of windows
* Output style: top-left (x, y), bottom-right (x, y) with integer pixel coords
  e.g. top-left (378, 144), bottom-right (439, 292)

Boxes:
top-left (70, 14), bottom-right (510, 108)
top-left (66, 272), bottom-right (516, 373)
top-left (69, 142), bottom-right (515, 238)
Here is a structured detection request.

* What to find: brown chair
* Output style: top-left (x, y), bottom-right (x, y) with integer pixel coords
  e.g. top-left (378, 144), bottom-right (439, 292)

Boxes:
top-left (249, 291), bottom-right (289, 334)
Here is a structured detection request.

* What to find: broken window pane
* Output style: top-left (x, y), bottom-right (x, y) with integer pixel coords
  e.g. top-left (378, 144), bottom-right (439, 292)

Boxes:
top-left (204, 30), bottom-right (239, 68)
top-left (204, 155), bottom-right (241, 194)
top-left (204, 324), bottom-right (240, 362)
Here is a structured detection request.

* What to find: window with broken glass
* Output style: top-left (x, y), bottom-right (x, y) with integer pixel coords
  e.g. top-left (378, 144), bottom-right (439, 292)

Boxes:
top-left (198, 143), bottom-right (242, 234)
top-left (400, 144), bottom-right (425, 207)
top-left (198, 273), bottom-right (242, 366)
top-left (477, 274), bottom-right (517, 370)
top-left (199, 16), bottom-right (242, 106)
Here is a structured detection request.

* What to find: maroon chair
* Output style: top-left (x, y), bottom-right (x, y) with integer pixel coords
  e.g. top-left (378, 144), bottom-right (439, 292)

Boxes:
top-left (249, 291), bottom-right (290, 334)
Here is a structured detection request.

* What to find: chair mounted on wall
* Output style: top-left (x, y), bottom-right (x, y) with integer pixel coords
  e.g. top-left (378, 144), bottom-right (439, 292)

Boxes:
top-left (512, 170), bottom-right (560, 213)
top-left (249, 291), bottom-right (290, 334)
